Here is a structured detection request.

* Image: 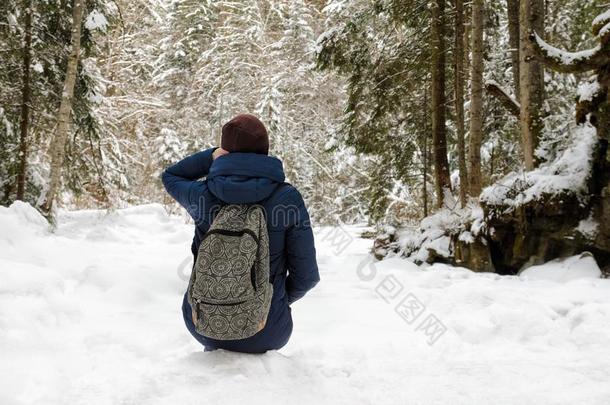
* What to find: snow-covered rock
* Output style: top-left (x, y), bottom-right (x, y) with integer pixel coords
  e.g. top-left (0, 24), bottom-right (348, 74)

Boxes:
top-left (374, 203), bottom-right (494, 271)
top-left (519, 253), bottom-right (601, 282)
top-left (392, 204), bottom-right (484, 262)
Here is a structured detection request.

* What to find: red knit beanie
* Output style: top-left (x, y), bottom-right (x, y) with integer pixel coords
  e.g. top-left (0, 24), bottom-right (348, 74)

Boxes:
top-left (221, 114), bottom-right (269, 155)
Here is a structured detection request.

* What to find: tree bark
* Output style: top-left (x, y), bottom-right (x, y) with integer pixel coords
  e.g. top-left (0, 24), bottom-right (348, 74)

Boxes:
top-left (423, 132), bottom-right (429, 218)
top-left (468, 0), bottom-right (484, 197)
top-left (519, 0), bottom-right (545, 170)
top-left (17, 0), bottom-right (33, 201)
top-left (507, 0), bottom-right (520, 99)
top-left (41, 0), bottom-right (84, 216)
top-left (463, 0), bottom-right (471, 86)
top-left (422, 89), bottom-right (430, 218)
top-left (431, 0), bottom-right (451, 208)
top-left (455, 0), bottom-right (468, 207)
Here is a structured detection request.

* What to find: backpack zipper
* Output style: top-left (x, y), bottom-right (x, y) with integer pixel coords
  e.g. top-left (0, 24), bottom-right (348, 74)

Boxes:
top-left (203, 228), bottom-right (259, 244)
top-left (195, 298), bottom-right (247, 306)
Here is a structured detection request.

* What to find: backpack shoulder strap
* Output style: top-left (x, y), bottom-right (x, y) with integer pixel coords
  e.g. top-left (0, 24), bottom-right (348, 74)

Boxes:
top-left (258, 184), bottom-right (290, 285)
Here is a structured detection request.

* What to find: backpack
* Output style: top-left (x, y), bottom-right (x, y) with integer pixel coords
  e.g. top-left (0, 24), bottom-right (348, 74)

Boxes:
top-left (187, 204), bottom-right (273, 340)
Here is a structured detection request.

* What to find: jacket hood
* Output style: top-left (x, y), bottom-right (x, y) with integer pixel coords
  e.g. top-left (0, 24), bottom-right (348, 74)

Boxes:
top-left (207, 153), bottom-right (285, 204)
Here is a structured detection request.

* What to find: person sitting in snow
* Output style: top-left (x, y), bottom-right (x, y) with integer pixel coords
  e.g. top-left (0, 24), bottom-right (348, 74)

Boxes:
top-left (162, 114), bottom-right (319, 353)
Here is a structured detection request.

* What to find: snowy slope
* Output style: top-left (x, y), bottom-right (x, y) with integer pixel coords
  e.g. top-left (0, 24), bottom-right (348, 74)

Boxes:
top-left (1, 203), bottom-right (610, 404)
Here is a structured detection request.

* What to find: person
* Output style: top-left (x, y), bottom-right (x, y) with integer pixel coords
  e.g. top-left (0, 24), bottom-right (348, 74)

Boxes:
top-left (161, 113), bottom-right (319, 353)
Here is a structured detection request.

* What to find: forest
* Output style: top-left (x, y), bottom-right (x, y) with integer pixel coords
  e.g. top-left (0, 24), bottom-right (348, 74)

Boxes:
top-left (1, 1), bottom-right (610, 403)
top-left (1, 0), bottom-right (609, 274)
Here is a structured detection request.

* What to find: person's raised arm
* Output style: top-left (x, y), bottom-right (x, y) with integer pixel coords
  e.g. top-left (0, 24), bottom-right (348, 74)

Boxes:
top-left (284, 189), bottom-right (320, 304)
top-left (161, 147), bottom-right (226, 211)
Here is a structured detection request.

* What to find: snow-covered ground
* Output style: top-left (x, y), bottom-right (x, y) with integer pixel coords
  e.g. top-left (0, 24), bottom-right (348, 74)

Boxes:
top-left (1, 203), bottom-right (610, 404)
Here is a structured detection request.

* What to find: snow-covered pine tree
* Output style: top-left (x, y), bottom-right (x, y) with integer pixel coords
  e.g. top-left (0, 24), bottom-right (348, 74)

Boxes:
top-left (148, 0), bottom-right (364, 223)
top-left (317, 0), bottom-right (445, 220)
top-left (1, 0), bottom-right (116, 210)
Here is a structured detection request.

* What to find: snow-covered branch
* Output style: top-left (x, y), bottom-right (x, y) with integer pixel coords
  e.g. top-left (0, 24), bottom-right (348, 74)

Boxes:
top-left (592, 9), bottom-right (610, 36)
top-left (530, 32), bottom-right (610, 73)
top-left (485, 80), bottom-right (520, 117)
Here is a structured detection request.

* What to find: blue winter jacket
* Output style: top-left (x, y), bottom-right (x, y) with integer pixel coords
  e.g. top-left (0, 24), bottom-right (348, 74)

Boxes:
top-left (161, 148), bottom-right (319, 353)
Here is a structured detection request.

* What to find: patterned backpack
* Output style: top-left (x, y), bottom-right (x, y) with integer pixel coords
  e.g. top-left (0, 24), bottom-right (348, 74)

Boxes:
top-left (188, 204), bottom-right (273, 340)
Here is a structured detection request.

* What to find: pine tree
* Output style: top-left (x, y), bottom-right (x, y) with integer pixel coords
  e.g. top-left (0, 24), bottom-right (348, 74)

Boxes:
top-left (318, 0), bottom-right (443, 218)
top-left (0, 0), bottom-right (116, 209)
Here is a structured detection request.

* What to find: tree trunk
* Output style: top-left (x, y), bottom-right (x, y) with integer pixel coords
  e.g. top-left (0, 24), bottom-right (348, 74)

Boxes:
top-left (507, 0), bottom-right (520, 99)
top-left (519, 0), bottom-right (545, 170)
top-left (463, 0), bottom-right (471, 86)
top-left (40, 0), bottom-right (84, 216)
top-left (17, 0), bottom-right (33, 201)
top-left (423, 133), bottom-right (429, 218)
top-left (469, 0), bottom-right (484, 196)
top-left (423, 90), bottom-right (430, 218)
top-left (455, 0), bottom-right (468, 207)
top-left (431, 0), bottom-right (451, 208)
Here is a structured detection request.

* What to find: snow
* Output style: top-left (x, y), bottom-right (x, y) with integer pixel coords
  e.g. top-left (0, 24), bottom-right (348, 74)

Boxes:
top-left (0, 201), bottom-right (49, 241)
top-left (577, 80), bottom-right (601, 102)
top-left (85, 10), bottom-right (108, 32)
top-left (7, 13), bottom-right (18, 29)
top-left (534, 33), bottom-right (599, 65)
top-left (481, 124), bottom-right (598, 208)
top-left (427, 235), bottom-right (451, 258)
top-left (576, 214), bottom-right (599, 240)
top-left (322, 1), bottom-right (348, 15)
top-left (592, 9), bottom-right (610, 29)
top-left (396, 203), bottom-right (485, 262)
top-left (32, 62), bottom-right (43, 74)
top-left (2, 203), bottom-right (610, 404)
top-left (458, 230), bottom-right (475, 244)
top-left (519, 253), bottom-right (601, 282)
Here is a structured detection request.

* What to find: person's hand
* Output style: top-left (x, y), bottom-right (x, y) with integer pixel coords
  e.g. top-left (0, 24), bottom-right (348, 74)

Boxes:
top-left (212, 147), bottom-right (229, 160)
